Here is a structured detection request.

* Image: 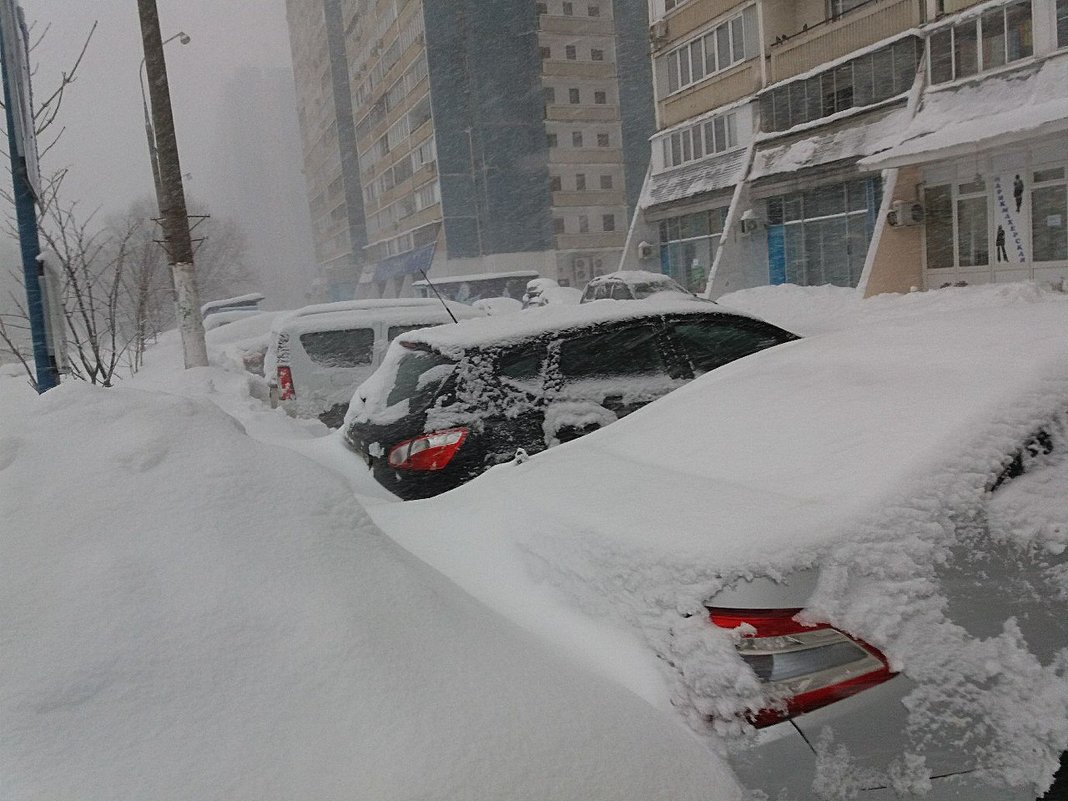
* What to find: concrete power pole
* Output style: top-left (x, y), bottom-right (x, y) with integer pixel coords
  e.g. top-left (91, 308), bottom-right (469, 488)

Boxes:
top-left (136, 0), bottom-right (208, 368)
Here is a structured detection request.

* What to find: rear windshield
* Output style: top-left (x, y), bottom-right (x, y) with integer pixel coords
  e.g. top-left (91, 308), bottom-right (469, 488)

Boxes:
top-left (386, 349), bottom-right (457, 408)
top-left (299, 328), bottom-right (374, 367)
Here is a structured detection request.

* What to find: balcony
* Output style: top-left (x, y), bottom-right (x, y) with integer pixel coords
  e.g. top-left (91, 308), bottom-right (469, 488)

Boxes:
top-left (769, 0), bottom-right (924, 84)
top-left (658, 60), bottom-right (760, 129)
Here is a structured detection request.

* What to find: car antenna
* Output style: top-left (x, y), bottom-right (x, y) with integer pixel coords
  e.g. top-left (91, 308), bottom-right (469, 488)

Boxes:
top-left (414, 238), bottom-right (457, 322)
top-left (417, 268), bottom-right (459, 324)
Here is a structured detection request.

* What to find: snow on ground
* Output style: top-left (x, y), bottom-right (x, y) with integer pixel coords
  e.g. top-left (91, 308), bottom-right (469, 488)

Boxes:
top-left (0, 372), bottom-right (743, 800)
top-left (5, 284), bottom-right (1067, 797)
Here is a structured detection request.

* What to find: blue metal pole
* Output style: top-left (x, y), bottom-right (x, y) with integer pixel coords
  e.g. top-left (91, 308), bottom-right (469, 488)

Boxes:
top-left (0, 15), bottom-right (57, 392)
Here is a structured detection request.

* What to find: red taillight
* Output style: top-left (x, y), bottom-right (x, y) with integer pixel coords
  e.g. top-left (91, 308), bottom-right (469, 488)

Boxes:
top-left (387, 428), bottom-right (468, 471)
top-left (277, 366), bottom-right (295, 400)
top-left (709, 607), bottom-right (894, 728)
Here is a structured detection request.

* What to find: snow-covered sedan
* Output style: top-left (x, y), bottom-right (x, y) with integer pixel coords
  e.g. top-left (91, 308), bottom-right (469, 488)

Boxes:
top-left (368, 296), bottom-right (1068, 799)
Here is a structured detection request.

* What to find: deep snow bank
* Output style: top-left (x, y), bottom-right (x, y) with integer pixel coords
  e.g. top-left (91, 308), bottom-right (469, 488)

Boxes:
top-left (0, 382), bottom-right (742, 801)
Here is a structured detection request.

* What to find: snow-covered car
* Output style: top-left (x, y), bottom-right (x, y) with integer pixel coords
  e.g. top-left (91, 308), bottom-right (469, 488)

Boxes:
top-left (368, 298), bottom-right (1068, 799)
top-left (342, 297), bottom-right (796, 499)
top-left (521, 277), bottom-right (583, 308)
top-left (579, 270), bottom-right (699, 303)
top-left (264, 299), bottom-right (484, 427)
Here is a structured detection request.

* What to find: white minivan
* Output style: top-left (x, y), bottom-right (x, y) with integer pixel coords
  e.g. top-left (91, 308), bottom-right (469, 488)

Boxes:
top-left (265, 299), bottom-right (484, 427)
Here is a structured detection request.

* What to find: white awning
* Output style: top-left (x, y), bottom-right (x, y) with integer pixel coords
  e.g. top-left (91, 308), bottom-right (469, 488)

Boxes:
top-left (639, 149), bottom-right (747, 210)
top-left (861, 54), bottom-right (1068, 169)
top-left (750, 106), bottom-right (911, 181)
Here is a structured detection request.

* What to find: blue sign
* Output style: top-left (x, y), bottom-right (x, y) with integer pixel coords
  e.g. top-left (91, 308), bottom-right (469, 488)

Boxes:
top-left (374, 243), bottom-right (437, 282)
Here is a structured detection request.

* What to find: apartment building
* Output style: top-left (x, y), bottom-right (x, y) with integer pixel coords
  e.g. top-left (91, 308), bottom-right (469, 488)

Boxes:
top-left (625, 0), bottom-right (1068, 298)
top-left (286, 0), bottom-right (654, 300)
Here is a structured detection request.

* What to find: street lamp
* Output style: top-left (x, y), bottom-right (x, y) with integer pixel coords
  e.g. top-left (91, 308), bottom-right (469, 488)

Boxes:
top-left (139, 31), bottom-right (189, 211)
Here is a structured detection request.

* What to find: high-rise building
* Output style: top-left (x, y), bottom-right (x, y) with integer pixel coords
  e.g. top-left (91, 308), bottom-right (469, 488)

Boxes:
top-left (625, 0), bottom-right (1068, 298)
top-left (285, 0), bottom-right (654, 299)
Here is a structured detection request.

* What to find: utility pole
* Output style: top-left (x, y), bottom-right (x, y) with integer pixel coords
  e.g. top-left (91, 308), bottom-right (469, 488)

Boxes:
top-left (0, 1), bottom-right (58, 391)
top-left (136, 0), bottom-right (207, 368)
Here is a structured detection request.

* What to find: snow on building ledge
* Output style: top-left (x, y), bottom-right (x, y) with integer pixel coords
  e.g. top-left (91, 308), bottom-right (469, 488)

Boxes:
top-left (861, 54), bottom-right (1068, 170)
top-left (638, 149), bottom-right (747, 211)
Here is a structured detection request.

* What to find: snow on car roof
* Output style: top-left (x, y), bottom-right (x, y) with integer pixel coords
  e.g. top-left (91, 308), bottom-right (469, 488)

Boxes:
top-left (394, 295), bottom-right (750, 356)
top-left (285, 297), bottom-right (460, 321)
top-left (411, 269), bottom-right (540, 286)
top-left (585, 270), bottom-right (686, 287)
top-left (277, 302), bottom-right (484, 336)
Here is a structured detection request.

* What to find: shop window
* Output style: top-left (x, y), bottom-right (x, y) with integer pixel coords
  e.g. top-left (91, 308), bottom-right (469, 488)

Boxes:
top-left (1032, 168), bottom-right (1068, 262)
top-left (1058, 0), bottom-right (1068, 49)
top-left (956, 181), bottom-right (989, 267)
top-left (924, 184), bottom-right (954, 270)
top-left (657, 207), bottom-right (728, 291)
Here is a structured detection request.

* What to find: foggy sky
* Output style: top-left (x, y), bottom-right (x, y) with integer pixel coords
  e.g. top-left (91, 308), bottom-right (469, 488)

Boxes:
top-left (13, 0), bottom-right (315, 306)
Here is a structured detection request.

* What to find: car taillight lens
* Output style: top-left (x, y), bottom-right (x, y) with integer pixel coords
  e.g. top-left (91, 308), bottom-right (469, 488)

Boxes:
top-left (277, 366), bottom-right (295, 400)
top-left (709, 607), bottom-right (894, 728)
top-left (387, 428), bottom-right (468, 471)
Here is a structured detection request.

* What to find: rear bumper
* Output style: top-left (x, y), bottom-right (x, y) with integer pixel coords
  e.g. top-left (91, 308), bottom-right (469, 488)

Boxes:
top-left (730, 674), bottom-right (1035, 799)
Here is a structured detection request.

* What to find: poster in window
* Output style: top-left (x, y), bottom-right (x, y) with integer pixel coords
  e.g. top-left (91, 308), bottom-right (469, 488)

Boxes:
top-left (992, 174), bottom-right (1029, 264)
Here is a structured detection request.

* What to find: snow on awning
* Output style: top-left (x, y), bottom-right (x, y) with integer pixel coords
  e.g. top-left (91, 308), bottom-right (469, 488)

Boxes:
top-left (861, 54), bottom-right (1068, 169)
top-left (639, 149), bottom-right (747, 210)
top-left (750, 106), bottom-right (911, 182)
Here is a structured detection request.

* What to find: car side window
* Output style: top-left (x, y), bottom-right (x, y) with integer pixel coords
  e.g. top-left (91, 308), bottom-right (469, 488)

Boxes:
top-left (669, 319), bottom-right (785, 376)
top-left (387, 324), bottom-right (432, 342)
top-left (299, 328), bottom-right (375, 367)
top-left (608, 283), bottom-right (632, 300)
top-left (496, 344), bottom-right (547, 397)
top-left (558, 324), bottom-right (665, 379)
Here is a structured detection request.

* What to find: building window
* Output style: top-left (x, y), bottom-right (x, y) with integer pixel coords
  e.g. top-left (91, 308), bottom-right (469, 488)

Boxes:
top-left (578, 215), bottom-right (589, 233)
top-left (536, 1), bottom-right (548, 13)
top-left (760, 38), bottom-right (920, 133)
top-left (1058, 0), bottom-right (1068, 48)
top-left (656, 110), bottom-right (739, 170)
top-left (658, 208), bottom-right (728, 291)
top-left (544, 86), bottom-right (556, 104)
top-left (563, 1), bottom-right (573, 15)
top-left (550, 175), bottom-right (562, 191)
top-left (594, 90), bottom-right (607, 104)
top-left (765, 178), bottom-right (881, 287)
top-left (565, 45), bottom-right (577, 60)
top-left (547, 132), bottom-right (558, 147)
top-left (569, 87), bottom-right (581, 104)
top-left (661, 5), bottom-right (757, 94)
top-left (572, 131), bottom-right (584, 146)
top-left (1032, 167), bottom-right (1068, 261)
top-left (588, 4), bottom-right (600, 15)
top-left (576, 173), bottom-right (586, 190)
top-left (602, 214), bottom-right (616, 231)
top-left (928, 1), bottom-right (1032, 85)
top-left (591, 48), bottom-right (605, 61)
top-left (554, 217), bottom-right (565, 234)
top-left (597, 132), bottom-right (610, 147)
top-left (829, 0), bottom-right (868, 19)
top-left (540, 46), bottom-right (551, 59)
top-left (599, 174), bottom-right (613, 189)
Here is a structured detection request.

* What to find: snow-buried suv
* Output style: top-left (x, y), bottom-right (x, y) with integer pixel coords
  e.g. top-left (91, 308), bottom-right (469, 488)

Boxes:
top-left (342, 297), bottom-right (797, 499)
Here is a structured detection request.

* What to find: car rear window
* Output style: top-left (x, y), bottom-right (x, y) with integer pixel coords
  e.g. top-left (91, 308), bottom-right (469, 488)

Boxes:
top-left (299, 328), bottom-right (374, 367)
top-left (669, 320), bottom-right (786, 375)
top-left (558, 325), bottom-right (665, 378)
top-left (388, 323), bottom-right (433, 342)
top-left (386, 349), bottom-right (457, 408)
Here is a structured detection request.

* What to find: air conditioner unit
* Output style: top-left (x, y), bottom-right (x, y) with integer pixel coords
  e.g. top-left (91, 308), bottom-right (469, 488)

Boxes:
top-left (637, 240), bottom-right (654, 259)
top-left (651, 20), bottom-right (669, 45)
top-left (573, 256), bottom-right (590, 282)
top-left (887, 200), bottom-right (924, 227)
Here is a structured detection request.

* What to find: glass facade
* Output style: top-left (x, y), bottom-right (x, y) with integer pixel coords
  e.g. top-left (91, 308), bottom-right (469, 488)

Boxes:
top-left (765, 178), bottom-right (882, 287)
top-left (657, 208), bottom-right (729, 292)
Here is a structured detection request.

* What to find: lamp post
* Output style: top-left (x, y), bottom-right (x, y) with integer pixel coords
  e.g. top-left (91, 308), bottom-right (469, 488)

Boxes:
top-left (139, 31), bottom-right (188, 213)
